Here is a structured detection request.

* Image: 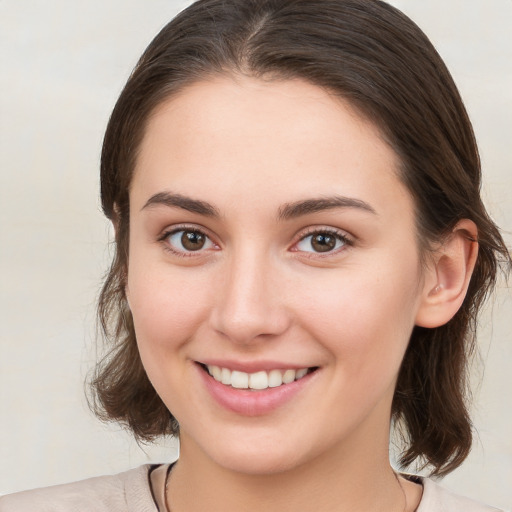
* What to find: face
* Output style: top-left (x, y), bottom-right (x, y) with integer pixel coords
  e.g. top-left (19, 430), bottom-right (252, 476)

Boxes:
top-left (127, 76), bottom-right (429, 475)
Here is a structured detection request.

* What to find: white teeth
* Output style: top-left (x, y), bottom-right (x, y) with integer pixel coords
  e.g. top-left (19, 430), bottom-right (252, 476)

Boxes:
top-left (295, 368), bottom-right (308, 379)
top-left (268, 369), bottom-right (283, 387)
top-left (210, 365), bottom-right (222, 381)
top-left (282, 369), bottom-right (296, 384)
top-left (249, 371), bottom-right (268, 390)
top-left (231, 370), bottom-right (249, 389)
top-left (206, 365), bottom-right (311, 390)
top-left (221, 367), bottom-right (231, 385)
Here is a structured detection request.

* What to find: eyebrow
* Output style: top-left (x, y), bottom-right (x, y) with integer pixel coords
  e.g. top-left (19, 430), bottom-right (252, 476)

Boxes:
top-left (278, 196), bottom-right (377, 220)
top-left (141, 191), bottom-right (376, 220)
top-left (141, 191), bottom-right (220, 217)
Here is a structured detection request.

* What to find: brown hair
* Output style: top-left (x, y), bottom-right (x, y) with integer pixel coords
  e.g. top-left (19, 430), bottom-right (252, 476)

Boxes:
top-left (91, 0), bottom-right (510, 476)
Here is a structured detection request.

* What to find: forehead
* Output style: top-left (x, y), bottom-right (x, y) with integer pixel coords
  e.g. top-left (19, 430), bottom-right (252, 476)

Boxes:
top-left (131, 75), bottom-right (412, 220)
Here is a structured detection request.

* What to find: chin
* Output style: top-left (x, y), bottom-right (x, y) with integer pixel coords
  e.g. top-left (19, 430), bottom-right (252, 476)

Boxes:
top-left (216, 449), bottom-right (307, 476)
top-left (194, 427), bottom-right (317, 476)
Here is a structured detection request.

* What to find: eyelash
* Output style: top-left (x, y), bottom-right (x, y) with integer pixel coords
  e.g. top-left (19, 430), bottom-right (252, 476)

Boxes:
top-left (158, 225), bottom-right (218, 258)
top-left (291, 227), bottom-right (353, 257)
top-left (157, 225), bottom-right (354, 258)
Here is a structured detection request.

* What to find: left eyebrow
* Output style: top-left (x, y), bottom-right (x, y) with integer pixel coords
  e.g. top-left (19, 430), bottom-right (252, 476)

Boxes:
top-left (278, 196), bottom-right (377, 220)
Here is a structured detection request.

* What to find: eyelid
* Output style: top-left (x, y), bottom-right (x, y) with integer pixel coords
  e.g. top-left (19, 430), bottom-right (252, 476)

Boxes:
top-left (157, 223), bottom-right (220, 256)
top-left (156, 223), bottom-right (354, 258)
top-left (290, 225), bottom-right (355, 255)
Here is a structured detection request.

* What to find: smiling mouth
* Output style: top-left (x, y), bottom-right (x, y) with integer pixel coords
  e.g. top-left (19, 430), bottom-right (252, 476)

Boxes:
top-left (199, 364), bottom-right (318, 390)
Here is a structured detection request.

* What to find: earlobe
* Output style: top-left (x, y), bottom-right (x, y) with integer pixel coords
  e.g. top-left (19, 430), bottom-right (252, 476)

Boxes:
top-left (415, 220), bottom-right (479, 328)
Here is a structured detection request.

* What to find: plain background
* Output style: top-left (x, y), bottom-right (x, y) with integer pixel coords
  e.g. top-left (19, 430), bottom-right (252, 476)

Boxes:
top-left (0, 0), bottom-right (510, 508)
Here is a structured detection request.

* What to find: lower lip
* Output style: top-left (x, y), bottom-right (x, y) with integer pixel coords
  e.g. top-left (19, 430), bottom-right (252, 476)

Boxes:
top-left (198, 365), bottom-right (317, 416)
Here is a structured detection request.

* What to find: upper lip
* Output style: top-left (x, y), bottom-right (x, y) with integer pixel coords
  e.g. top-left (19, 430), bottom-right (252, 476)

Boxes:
top-left (197, 359), bottom-right (316, 373)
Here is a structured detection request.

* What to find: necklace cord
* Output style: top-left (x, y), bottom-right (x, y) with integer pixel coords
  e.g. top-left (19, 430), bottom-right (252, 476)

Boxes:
top-left (394, 472), bottom-right (408, 512)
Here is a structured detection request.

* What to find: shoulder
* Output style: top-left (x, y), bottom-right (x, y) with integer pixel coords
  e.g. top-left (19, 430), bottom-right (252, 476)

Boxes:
top-left (417, 477), bottom-right (508, 512)
top-left (0, 465), bottom-right (158, 512)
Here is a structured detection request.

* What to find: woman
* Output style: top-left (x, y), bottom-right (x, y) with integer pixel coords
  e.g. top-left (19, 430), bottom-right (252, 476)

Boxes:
top-left (2, 0), bottom-right (510, 510)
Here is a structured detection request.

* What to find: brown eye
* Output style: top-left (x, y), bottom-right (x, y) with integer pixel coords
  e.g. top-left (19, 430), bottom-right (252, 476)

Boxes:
top-left (181, 231), bottom-right (206, 251)
top-left (166, 229), bottom-right (215, 253)
top-left (296, 231), bottom-right (348, 253)
top-left (311, 233), bottom-right (336, 252)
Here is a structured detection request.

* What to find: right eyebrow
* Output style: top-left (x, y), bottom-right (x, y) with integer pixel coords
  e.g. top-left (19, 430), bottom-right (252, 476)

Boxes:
top-left (141, 191), bottom-right (220, 217)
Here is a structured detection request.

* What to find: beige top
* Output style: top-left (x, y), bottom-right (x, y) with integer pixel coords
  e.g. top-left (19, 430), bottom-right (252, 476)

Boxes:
top-left (0, 464), bottom-right (507, 512)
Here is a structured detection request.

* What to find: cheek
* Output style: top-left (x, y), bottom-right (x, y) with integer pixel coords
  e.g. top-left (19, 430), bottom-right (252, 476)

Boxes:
top-left (127, 262), bottom-right (213, 354)
top-left (297, 257), bottom-right (421, 368)
top-left (127, 264), bottom-right (217, 411)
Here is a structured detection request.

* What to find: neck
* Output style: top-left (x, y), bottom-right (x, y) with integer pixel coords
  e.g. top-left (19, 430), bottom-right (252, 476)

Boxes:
top-left (167, 429), bottom-right (406, 512)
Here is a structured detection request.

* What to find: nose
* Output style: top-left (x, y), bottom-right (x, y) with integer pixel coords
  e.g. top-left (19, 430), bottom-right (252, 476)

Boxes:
top-left (209, 249), bottom-right (292, 344)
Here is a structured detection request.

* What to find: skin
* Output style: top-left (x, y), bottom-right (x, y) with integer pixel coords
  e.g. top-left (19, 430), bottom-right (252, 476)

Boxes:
top-left (126, 76), bottom-right (477, 512)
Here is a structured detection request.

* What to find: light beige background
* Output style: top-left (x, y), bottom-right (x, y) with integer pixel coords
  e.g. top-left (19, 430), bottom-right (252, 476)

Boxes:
top-left (0, 0), bottom-right (510, 507)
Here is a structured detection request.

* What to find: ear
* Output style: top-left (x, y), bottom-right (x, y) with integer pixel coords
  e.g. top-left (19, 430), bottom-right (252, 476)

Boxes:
top-left (415, 219), bottom-right (478, 328)
top-left (111, 202), bottom-right (121, 237)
